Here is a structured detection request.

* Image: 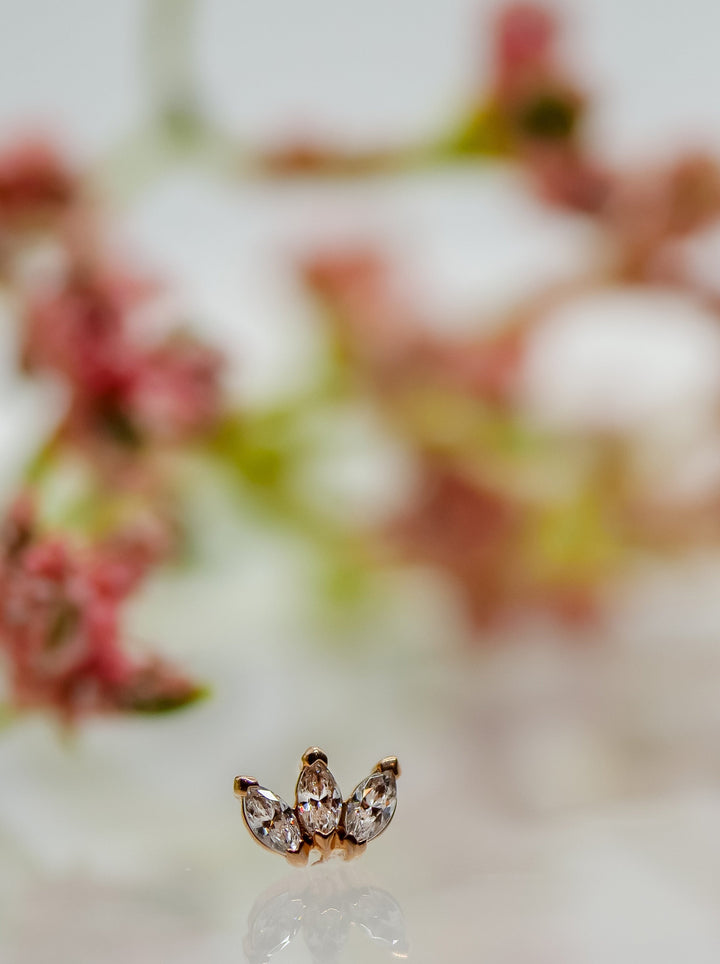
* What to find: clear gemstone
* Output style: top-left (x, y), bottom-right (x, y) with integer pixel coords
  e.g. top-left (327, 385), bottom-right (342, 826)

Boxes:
top-left (296, 761), bottom-right (343, 837)
top-left (243, 785), bottom-right (303, 854)
top-left (343, 770), bottom-right (397, 843)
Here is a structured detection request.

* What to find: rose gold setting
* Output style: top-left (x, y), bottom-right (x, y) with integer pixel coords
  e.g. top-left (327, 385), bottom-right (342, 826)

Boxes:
top-left (376, 755), bottom-right (400, 777)
top-left (233, 775), bottom-right (258, 797)
top-left (234, 747), bottom-right (399, 866)
top-left (301, 746), bottom-right (328, 766)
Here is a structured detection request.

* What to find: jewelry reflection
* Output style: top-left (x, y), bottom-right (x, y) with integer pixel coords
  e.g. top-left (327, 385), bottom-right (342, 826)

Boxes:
top-left (244, 861), bottom-right (409, 963)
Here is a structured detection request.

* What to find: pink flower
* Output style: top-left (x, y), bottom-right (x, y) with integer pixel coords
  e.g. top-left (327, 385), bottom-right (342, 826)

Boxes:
top-left (475, 3), bottom-right (614, 213)
top-left (23, 269), bottom-right (224, 452)
top-left (493, 3), bottom-right (558, 100)
top-left (603, 153), bottom-right (720, 281)
top-left (89, 514), bottom-right (178, 600)
top-left (0, 497), bottom-right (201, 720)
top-left (488, 4), bottom-right (581, 139)
top-left (0, 138), bottom-right (77, 230)
top-left (304, 250), bottom-right (604, 630)
top-left (131, 333), bottom-right (224, 442)
top-left (521, 141), bottom-right (611, 213)
top-left (388, 463), bottom-right (521, 628)
top-left (303, 249), bottom-right (526, 406)
top-left (303, 249), bottom-right (427, 383)
top-left (23, 269), bottom-right (146, 399)
top-left (388, 463), bottom-right (599, 631)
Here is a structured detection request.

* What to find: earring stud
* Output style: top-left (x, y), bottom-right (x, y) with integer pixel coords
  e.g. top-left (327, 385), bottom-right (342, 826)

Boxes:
top-left (234, 747), bottom-right (400, 866)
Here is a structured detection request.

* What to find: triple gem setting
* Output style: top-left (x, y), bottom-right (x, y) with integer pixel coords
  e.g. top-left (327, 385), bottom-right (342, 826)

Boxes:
top-left (235, 747), bottom-right (400, 865)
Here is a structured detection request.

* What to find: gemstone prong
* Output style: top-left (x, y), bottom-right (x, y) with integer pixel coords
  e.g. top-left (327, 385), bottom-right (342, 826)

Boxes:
top-left (335, 835), bottom-right (367, 862)
top-left (301, 746), bottom-right (328, 766)
top-left (312, 833), bottom-right (334, 860)
top-left (285, 843), bottom-right (311, 868)
top-left (234, 775), bottom-right (259, 798)
top-left (376, 756), bottom-right (401, 777)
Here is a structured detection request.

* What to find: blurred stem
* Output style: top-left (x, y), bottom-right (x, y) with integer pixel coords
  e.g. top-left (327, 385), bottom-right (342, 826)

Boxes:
top-left (206, 412), bottom-right (347, 548)
top-left (145, 0), bottom-right (202, 142)
top-left (205, 410), bottom-right (377, 602)
top-left (99, 0), bottom-right (502, 196)
top-left (96, 0), bottom-right (243, 201)
top-left (23, 432), bottom-right (62, 487)
top-left (0, 704), bottom-right (18, 733)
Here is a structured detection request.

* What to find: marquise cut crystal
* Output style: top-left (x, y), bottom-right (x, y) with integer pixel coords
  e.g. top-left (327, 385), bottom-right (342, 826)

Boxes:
top-left (296, 760), bottom-right (343, 837)
top-left (243, 785), bottom-right (303, 854)
top-left (343, 769), bottom-right (397, 843)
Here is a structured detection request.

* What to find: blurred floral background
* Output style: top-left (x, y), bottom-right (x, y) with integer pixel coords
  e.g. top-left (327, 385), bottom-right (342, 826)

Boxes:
top-left (4, 0), bottom-right (720, 960)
